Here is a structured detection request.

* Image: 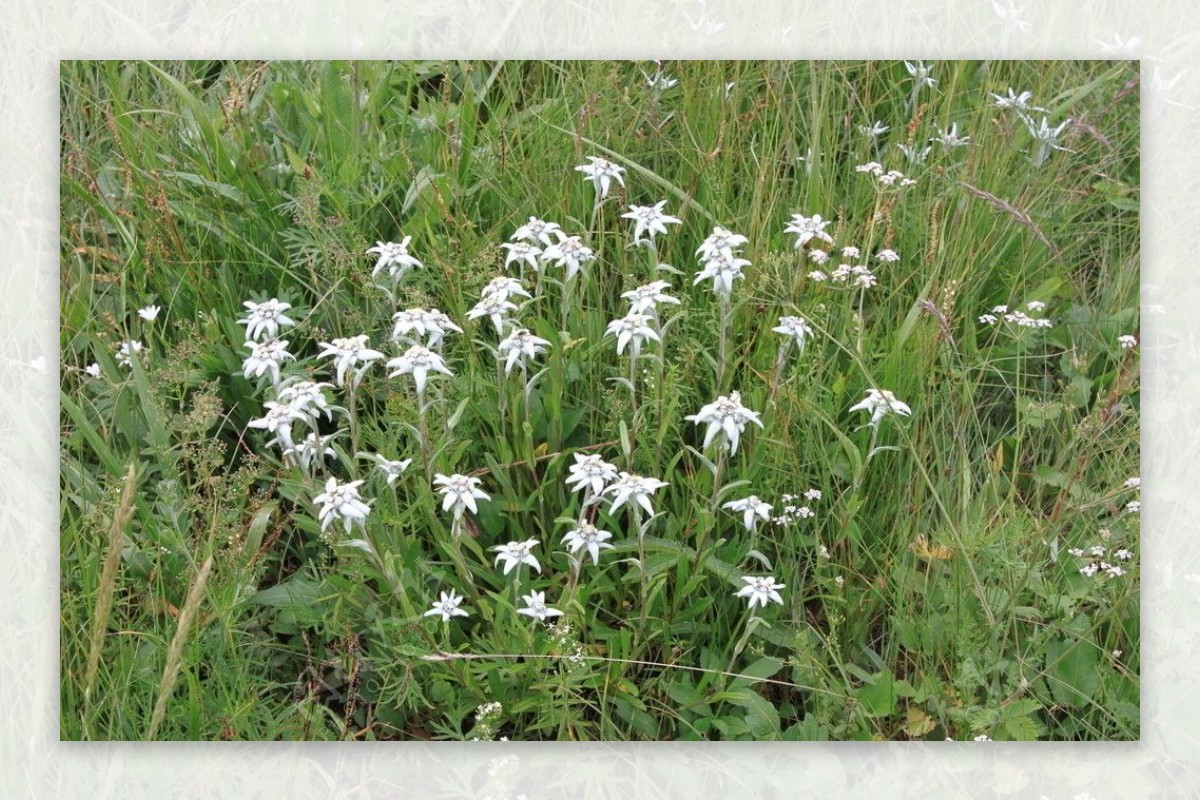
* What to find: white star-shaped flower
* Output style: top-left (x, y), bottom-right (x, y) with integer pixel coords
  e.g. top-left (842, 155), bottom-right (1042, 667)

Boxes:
top-left (497, 328), bottom-right (552, 375)
top-left (434, 473), bottom-right (491, 519)
top-left (387, 345), bottom-right (453, 395)
top-left (367, 237), bottom-right (423, 282)
top-left (604, 472), bottom-right (669, 517)
top-left (562, 523), bottom-right (614, 566)
top-left (492, 538), bottom-right (542, 575)
top-left (511, 217), bottom-right (563, 247)
top-left (575, 156), bottom-right (626, 200)
top-left (784, 213), bottom-right (834, 248)
top-left (694, 251), bottom-right (750, 296)
top-left (622, 280), bottom-right (681, 316)
top-left (239, 298), bottom-right (296, 341)
top-left (137, 304), bottom-right (161, 322)
top-left (317, 334), bottom-right (385, 389)
top-left (565, 453), bottom-right (619, 496)
top-left (735, 576), bottom-right (785, 609)
top-left (606, 312), bottom-right (660, 359)
top-left (423, 590), bottom-right (470, 622)
top-left (242, 339), bottom-right (295, 386)
top-left (621, 200), bottom-right (682, 243)
top-left (312, 477), bottom-right (371, 535)
top-left (848, 388), bottom-right (912, 427)
top-left (685, 391), bottom-right (764, 454)
top-left (517, 589), bottom-right (563, 621)
top-left (722, 496), bottom-right (773, 532)
top-left (541, 235), bottom-right (596, 281)
top-left (773, 316), bottom-right (814, 351)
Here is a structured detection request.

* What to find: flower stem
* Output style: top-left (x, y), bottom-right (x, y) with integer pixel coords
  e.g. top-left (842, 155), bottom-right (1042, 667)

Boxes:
top-left (416, 387), bottom-right (431, 478)
top-left (717, 292), bottom-right (731, 390)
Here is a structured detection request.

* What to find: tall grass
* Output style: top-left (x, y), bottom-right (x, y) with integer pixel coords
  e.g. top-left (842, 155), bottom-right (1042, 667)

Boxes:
top-left (60, 60), bottom-right (1139, 741)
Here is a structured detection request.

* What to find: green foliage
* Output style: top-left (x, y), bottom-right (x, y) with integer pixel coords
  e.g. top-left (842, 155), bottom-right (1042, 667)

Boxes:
top-left (61, 59), bottom-right (1139, 741)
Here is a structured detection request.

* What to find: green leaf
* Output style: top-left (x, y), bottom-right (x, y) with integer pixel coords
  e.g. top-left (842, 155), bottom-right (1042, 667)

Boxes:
top-left (856, 670), bottom-right (897, 717)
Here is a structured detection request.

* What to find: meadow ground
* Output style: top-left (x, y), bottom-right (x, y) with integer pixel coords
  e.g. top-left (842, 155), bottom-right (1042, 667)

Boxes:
top-left (59, 60), bottom-right (1139, 741)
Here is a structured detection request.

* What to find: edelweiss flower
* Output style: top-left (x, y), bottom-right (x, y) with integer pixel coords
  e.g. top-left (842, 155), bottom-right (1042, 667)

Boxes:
top-left (247, 400), bottom-right (304, 453)
top-left (990, 87), bottom-right (1045, 114)
top-left (773, 316), bottom-right (815, 351)
top-left (896, 143), bottom-right (931, 165)
top-left (367, 237), bottom-right (423, 281)
top-left (421, 309), bottom-right (464, 346)
top-left (575, 156), bottom-right (626, 200)
top-left (275, 378), bottom-right (337, 426)
top-left (497, 328), bottom-right (552, 375)
top-left (606, 312), bottom-right (661, 359)
top-left (387, 345), bottom-right (453, 395)
top-left (242, 339), bottom-right (295, 386)
top-left (722, 496), bottom-right (773, 532)
top-left (1025, 116), bottom-right (1072, 166)
top-left (317, 335), bottom-right (385, 389)
top-left (500, 241), bottom-right (543, 272)
top-left (621, 200), bottom-right (682, 243)
top-left (931, 122), bottom-right (970, 148)
top-left (312, 477), bottom-right (371, 535)
top-left (137, 305), bottom-right (161, 321)
top-left (565, 453), bottom-right (619, 496)
top-left (604, 472), bottom-right (669, 517)
top-left (694, 251), bottom-right (750, 296)
top-left (467, 294), bottom-right (519, 334)
top-left (562, 523), bottom-right (615, 566)
top-left (685, 391), bottom-right (764, 454)
top-left (696, 226), bottom-right (748, 263)
top-left (434, 473), bottom-right (491, 519)
top-left (541, 235), bottom-right (596, 281)
top-left (517, 589), bottom-right (563, 621)
top-left (364, 453), bottom-right (413, 486)
top-left (848, 388), bottom-right (912, 427)
top-left (283, 431), bottom-right (340, 473)
top-left (492, 539), bottom-right (541, 575)
top-left (511, 216), bottom-right (563, 247)
top-left (481, 276), bottom-right (532, 303)
top-left (858, 120), bottom-right (889, 140)
top-left (735, 576), bottom-right (785, 609)
top-left (784, 213), bottom-right (834, 248)
top-left (622, 280), bottom-right (681, 316)
top-left (904, 60), bottom-right (937, 91)
top-left (423, 590), bottom-right (470, 622)
top-left (239, 298), bottom-right (296, 341)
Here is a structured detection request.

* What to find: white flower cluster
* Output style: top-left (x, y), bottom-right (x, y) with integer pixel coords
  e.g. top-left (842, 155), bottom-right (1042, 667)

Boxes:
top-left (855, 161), bottom-right (917, 187)
top-left (978, 302), bottom-right (1053, 329)
top-left (1069, 543), bottom-right (1134, 578)
top-left (773, 491), bottom-right (820, 526)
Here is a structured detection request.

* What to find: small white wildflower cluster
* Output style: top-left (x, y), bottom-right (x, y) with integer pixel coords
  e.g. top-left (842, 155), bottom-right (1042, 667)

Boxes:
top-left (1117, 333), bottom-right (1138, 350)
top-left (694, 226), bottom-right (750, 296)
top-left (547, 620), bottom-right (588, 669)
top-left (470, 701), bottom-right (505, 741)
top-left (855, 161), bottom-right (917, 188)
top-left (977, 301), bottom-right (1053, 329)
top-left (829, 260), bottom-right (879, 289)
top-left (1122, 475), bottom-right (1140, 516)
top-left (773, 489), bottom-right (821, 526)
top-left (1068, 543), bottom-right (1134, 578)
